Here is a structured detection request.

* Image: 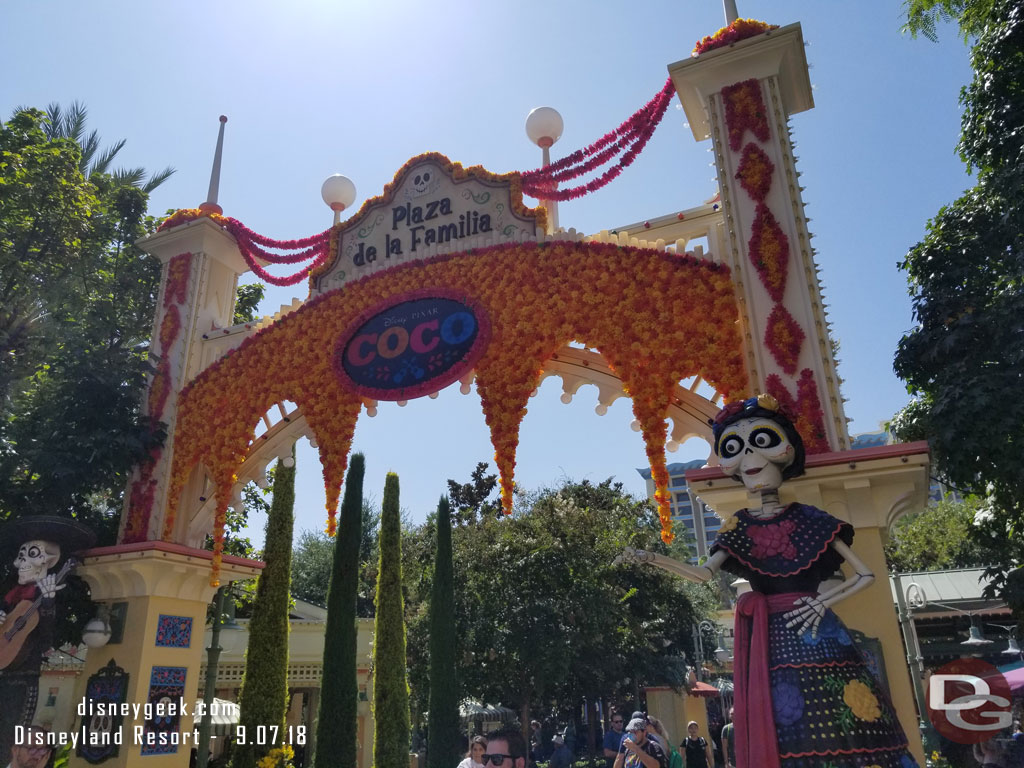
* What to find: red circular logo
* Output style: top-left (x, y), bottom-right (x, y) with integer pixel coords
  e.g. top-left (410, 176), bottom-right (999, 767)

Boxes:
top-left (927, 657), bottom-right (1012, 744)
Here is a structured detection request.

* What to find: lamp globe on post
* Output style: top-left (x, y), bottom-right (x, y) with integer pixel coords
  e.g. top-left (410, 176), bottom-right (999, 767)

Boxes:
top-left (81, 610), bottom-right (112, 649)
top-left (322, 174), bottom-right (356, 225)
top-left (525, 106), bottom-right (563, 233)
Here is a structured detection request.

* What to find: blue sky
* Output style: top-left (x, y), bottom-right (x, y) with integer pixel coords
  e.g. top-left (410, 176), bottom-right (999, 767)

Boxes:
top-left (1, 1), bottom-right (974, 537)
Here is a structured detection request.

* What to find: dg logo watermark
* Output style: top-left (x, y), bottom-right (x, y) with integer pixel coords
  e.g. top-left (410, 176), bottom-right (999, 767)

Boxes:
top-left (927, 657), bottom-right (1012, 744)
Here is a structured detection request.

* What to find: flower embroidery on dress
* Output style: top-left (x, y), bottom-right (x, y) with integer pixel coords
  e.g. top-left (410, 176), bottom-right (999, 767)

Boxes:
top-left (747, 519), bottom-right (797, 560)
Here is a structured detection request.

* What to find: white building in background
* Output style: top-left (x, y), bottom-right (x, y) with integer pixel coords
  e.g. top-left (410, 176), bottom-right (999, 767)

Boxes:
top-left (637, 459), bottom-right (719, 561)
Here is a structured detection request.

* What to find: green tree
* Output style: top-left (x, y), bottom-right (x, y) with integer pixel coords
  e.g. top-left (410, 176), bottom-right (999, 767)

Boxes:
top-left (291, 499), bottom-right (380, 612)
top-left (0, 108), bottom-right (169, 532)
top-left (427, 496), bottom-right (459, 768)
top-left (403, 471), bottom-right (715, 746)
top-left (902, 0), bottom-right (994, 41)
top-left (373, 473), bottom-right (410, 768)
top-left (233, 283), bottom-right (266, 325)
top-left (893, 0), bottom-right (1024, 606)
top-left (232, 454), bottom-right (296, 768)
top-left (884, 497), bottom-right (991, 571)
top-left (315, 453), bottom-right (365, 768)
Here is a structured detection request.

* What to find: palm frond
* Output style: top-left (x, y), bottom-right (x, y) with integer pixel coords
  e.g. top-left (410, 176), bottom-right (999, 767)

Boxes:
top-left (43, 102), bottom-right (63, 139)
top-left (112, 167), bottom-right (147, 187)
top-left (89, 138), bottom-right (127, 177)
top-left (142, 166), bottom-right (176, 193)
top-left (64, 101), bottom-right (90, 145)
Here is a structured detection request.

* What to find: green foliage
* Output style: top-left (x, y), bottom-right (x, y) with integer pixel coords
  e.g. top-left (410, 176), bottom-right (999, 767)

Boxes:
top-left (427, 496), bottom-right (460, 768)
top-left (315, 453), bottom-right (365, 768)
top-left (233, 283), bottom-right (266, 325)
top-left (884, 496), bottom-right (991, 571)
top-left (902, 0), bottom-right (994, 41)
top-left (895, 0), bottom-right (1024, 605)
top-left (373, 472), bottom-right (410, 768)
top-left (232, 455), bottom-right (296, 768)
top-left (291, 499), bottom-right (380, 613)
top-left (404, 471), bottom-right (715, 734)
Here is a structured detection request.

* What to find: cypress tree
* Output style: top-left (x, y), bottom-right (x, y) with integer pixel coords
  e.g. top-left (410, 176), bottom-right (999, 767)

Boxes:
top-left (373, 473), bottom-right (410, 768)
top-left (315, 453), bottom-right (366, 768)
top-left (427, 496), bottom-right (460, 768)
top-left (231, 454), bottom-right (296, 768)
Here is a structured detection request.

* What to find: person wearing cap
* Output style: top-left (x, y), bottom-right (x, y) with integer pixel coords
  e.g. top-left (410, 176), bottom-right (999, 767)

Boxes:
top-left (0, 516), bottom-right (94, 766)
top-left (549, 734), bottom-right (572, 768)
top-left (613, 717), bottom-right (667, 768)
top-left (680, 722), bottom-right (712, 768)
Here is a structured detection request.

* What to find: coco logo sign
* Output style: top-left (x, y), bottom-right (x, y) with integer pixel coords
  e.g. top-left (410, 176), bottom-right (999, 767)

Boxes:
top-left (335, 292), bottom-right (490, 401)
top-left (927, 657), bottom-right (1012, 744)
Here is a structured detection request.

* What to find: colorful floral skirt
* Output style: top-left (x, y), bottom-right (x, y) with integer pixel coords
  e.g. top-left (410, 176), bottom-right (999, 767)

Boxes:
top-left (766, 606), bottom-right (919, 768)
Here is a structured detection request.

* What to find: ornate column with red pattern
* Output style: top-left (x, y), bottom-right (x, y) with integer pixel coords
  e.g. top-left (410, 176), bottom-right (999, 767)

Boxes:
top-left (670, 21), bottom-right (849, 453)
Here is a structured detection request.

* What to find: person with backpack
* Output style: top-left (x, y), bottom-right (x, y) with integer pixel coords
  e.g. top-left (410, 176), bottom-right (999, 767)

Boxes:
top-left (680, 722), bottom-right (712, 768)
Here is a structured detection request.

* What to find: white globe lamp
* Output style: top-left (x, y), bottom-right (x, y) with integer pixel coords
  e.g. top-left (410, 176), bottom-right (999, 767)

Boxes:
top-left (525, 107), bottom-right (564, 148)
top-left (524, 107), bottom-right (563, 233)
top-left (321, 174), bottom-right (357, 224)
top-left (81, 615), bottom-right (112, 649)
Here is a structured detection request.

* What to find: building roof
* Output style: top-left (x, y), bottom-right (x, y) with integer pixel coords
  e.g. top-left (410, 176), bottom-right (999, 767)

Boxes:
top-left (636, 458), bottom-right (706, 480)
top-left (890, 568), bottom-right (1000, 613)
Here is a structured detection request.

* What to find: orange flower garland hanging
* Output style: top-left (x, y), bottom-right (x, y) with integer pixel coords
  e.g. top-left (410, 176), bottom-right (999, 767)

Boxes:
top-left (166, 240), bottom-right (748, 584)
top-left (693, 18), bottom-right (779, 56)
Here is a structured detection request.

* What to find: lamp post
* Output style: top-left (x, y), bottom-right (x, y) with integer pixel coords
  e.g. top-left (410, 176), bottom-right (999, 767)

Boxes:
top-left (892, 574), bottom-right (938, 751)
top-left (197, 585), bottom-right (228, 768)
top-left (525, 106), bottom-right (563, 233)
top-left (693, 620), bottom-right (729, 680)
top-left (322, 174), bottom-right (357, 226)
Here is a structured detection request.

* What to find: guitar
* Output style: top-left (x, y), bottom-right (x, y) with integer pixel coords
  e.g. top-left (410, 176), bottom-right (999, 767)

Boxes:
top-left (0, 558), bottom-right (77, 670)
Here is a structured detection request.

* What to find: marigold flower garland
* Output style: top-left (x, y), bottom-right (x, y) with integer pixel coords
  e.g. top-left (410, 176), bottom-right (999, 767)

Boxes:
top-left (519, 79), bottom-right (676, 202)
top-left (748, 203), bottom-right (789, 303)
top-left (166, 240), bottom-right (748, 584)
top-left (693, 18), bottom-right (779, 56)
top-left (721, 79), bottom-right (770, 152)
top-left (123, 252), bottom-right (193, 543)
top-left (764, 305), bottom-right (804, 376)
top-left (721, 76), bottom-right (831, 453)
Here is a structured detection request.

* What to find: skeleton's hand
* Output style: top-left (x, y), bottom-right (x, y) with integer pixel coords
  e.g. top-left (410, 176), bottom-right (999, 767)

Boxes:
top-left (37, 573), bottom-right (65, 599)
top-left (783, 595), bottom-right (827, 638)
top-left (0, 610), bottom-right (6, 624)
top-left (613, 546), bottom-right (653, 566)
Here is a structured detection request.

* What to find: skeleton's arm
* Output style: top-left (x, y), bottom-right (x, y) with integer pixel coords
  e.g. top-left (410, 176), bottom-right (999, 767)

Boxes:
top-left (613, 547), bottom-right (728, 584)
top-left (783, 539), bottom-right (874, 637)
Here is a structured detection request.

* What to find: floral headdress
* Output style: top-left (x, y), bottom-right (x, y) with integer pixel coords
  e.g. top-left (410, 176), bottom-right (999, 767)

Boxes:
top-left (710, 393), bottom-right (790, 442)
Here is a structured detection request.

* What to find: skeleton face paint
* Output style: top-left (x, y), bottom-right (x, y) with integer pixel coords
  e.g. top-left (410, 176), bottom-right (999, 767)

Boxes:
top-left (14, 539), bottom-right (60, 584)
top-left (717, 417), bottom-right (796, 492)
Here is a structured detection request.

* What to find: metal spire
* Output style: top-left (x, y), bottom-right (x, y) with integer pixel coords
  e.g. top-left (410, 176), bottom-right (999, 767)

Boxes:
top-left (199, 115), bottom-right (228, 214)
top-left (723, 0), bottom-right (738, 24)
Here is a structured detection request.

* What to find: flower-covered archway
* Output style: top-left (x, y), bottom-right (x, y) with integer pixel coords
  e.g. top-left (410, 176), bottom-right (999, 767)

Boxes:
top-left (167, 235), bottom-right (747, 581)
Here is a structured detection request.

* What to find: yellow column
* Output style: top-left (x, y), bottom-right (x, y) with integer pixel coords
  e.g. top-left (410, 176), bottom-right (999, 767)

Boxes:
top-left (69, 542), bottom-right (261, 768)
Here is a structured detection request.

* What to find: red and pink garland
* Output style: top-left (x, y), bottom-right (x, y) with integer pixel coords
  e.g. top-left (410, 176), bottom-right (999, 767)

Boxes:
top-left (721, 79), bottom-right (770, 152)
top-left (519, 78), bottom-right (676, 201)
top-left (158, 210), bottom-right (333, 286)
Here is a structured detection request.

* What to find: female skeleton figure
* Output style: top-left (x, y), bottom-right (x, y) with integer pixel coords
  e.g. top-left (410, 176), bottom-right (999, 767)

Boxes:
top-left (618, 395), bottom-right (918, 768)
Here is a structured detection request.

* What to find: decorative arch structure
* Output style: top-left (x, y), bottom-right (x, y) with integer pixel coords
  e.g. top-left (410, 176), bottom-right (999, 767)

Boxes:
top-left (71, 21), bottom-right (937, 768)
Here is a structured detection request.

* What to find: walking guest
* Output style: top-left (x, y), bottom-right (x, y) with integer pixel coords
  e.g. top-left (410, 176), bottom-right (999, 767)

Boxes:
top-left (549, 734), bottom-right (572, 768)
top-left (614, 716), bottom-right (667, 768)
top-left (719, 709), bottom-right (735, 768)
top-left (646, 716), bottom-right (682, 768)
top-left (458, 736), bottom-right (487, 768)
top-left (603, 710), bottom-right (626, 768)
top-left (680, 722), bottom-right (713, 768)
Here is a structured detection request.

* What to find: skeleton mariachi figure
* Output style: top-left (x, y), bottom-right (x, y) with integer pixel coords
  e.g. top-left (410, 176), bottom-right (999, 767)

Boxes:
top-left (618, 396), bottom-right (918, 768)
top-left (0, 515), bottom-right (94, 765)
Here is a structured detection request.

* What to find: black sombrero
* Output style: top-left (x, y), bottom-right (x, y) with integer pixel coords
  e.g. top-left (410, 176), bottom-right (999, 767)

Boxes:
top-left (1, 515), bottom-right (97, 560)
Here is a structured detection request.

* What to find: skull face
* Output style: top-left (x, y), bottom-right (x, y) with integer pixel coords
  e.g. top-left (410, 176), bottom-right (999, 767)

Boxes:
top-left (717, 417), bottom-right (796, 492)
top-left (405, 170), bottom-right (441, 200)
top-left (14, 539), bottom-right (60, 584)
